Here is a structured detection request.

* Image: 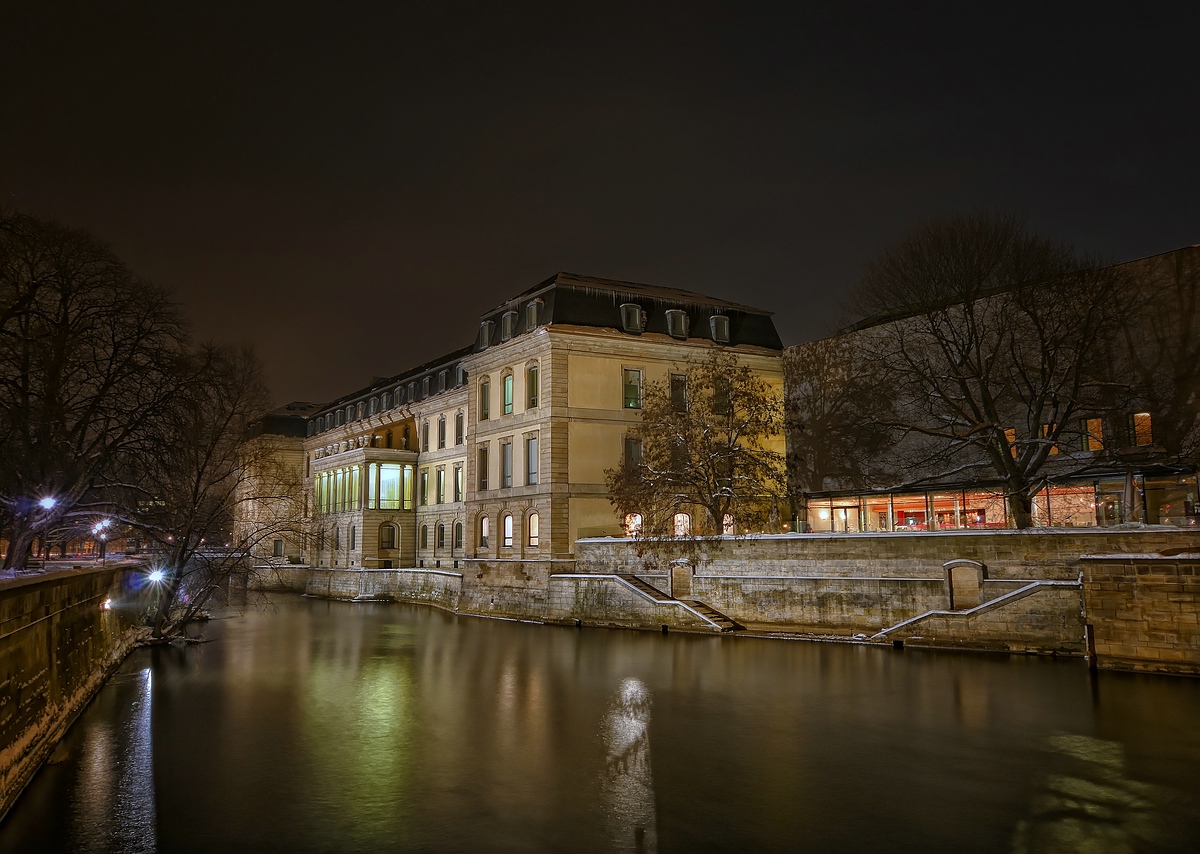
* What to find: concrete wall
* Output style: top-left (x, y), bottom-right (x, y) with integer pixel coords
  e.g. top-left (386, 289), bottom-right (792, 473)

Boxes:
top-left (0, 567), bottom-right (148, 819)
top-left (1081, 555), bottom-right (1200, 675)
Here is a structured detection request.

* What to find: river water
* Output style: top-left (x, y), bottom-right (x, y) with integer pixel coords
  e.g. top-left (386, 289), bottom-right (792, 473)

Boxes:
top-left (3, 595), bottom-right (1200, 853)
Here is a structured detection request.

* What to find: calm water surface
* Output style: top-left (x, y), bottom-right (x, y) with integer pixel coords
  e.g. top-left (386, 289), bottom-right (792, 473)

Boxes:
top-left (3, 595), bottom-right (1200, 853)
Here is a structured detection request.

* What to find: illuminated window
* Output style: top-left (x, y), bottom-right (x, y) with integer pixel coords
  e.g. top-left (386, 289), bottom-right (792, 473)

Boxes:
top-left (454, 521), bottom-right (463, 550)
top-left (436, 468), bottom-right (446, 504)
top-left (623, 369), bottom-right (642, 409)
top-left (480, 379), bottom-right (490, 420)
top-left (1082, 417), bottom-right (1104, 452)
top-left (380, 524), bottom-right (396, 550)
top-left (1041, 423), bottom-right (1060, 454)
top-left (438, 416), bottom-right (446, 449)
top-left (624, 513), bottom-right (642, 536)
top-left (1131, 412), bottom-right (1153, 446)
top-left (454, 464), bottom-right (463, 501)
top-left (503, 374), bottom-right (513, 415)
top-left (710, 314), bottom-right (730, 344)
top-left (673, 513), bottom-right (691, 537)
top-left (480, 516), bottom-right (490, 548)
top-left (502, 514), bottom-right (513, 548)
top-left (420, 469), bottom-right (429, 505)
top-left (527, 512), bottom-right (539, 547)
top-left (722, 514), bottom-right (735, 535)
top-left (1004, 428), bottom-right (1017, 458)
top-left (620, 303), bottom-right (644, 334)
top-left (527, 365), bottom-right (539, 408)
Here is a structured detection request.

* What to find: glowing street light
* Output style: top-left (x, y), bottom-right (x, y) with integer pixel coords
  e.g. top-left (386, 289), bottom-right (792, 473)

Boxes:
top-left (38, 496), bottom-right (57, 510)
top-left (148, 569), bottom-right (166, 584)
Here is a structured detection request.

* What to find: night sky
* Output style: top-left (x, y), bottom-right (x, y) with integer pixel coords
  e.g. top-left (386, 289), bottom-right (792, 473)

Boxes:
top-left (3, 3), bottom-right (1197, 405)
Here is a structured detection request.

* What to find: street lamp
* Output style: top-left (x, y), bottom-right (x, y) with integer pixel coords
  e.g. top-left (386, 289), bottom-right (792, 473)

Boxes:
top-left (38, 496), bottom-right (57, 510)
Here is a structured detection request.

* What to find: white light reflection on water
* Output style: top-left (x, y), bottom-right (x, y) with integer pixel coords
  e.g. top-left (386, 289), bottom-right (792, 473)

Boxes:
top-left (70, 667), bottom-right (156, 854)
top-left (601, 677), bottom-right (657, 854)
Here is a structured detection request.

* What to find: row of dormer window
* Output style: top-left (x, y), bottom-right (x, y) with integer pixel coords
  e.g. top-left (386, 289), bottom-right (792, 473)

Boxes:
top-left (309, 364), bottom-right (469, 435)
top-left (619, 304), bottom-right (732, 343)
top-left (479, 299), bottom-right (544, 350)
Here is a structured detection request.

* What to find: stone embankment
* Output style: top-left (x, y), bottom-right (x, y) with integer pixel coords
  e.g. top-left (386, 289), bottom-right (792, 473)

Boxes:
top-left (252, 528), bottom-right (1200, 675)
top-left (0, 565), bottom-right (150, 819)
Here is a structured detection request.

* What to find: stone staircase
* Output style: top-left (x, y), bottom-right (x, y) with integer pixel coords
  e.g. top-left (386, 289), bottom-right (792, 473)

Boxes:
top-left (615, 574), bottom-right (742, 632)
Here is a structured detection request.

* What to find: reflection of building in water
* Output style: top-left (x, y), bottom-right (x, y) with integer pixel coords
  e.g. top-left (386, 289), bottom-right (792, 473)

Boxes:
top-left (72, 668), bottom-right (157, 854)
top-left (601, 678), bottom-right (658, 854)
top-left (1012, 733), bottom-right (1167, 854)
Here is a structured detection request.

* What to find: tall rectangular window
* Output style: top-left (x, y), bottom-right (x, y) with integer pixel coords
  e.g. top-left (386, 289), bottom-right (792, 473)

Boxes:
top-left (455, 412), bottom-right (464, 444)
top-left (623, 368), bottom-right (642, 409)
top-left (1131, 412), bottom-right (1153, 446)
top-left (438, 417), bottom-right (446, 449)
top-left (454, 464), bottom-right (463, 502)
top-left (624, 436), bottom-right (643, 467)
top-left (1082, 418), bottom-right (1104, 451)
top-left (478, 446), bottom-right (489, 490)
top-left (420, 469), bottom-right (429, 505)
top-left (422, 421), bottom-right (430, 451)
top-left (526, 436), bottom-right (538, 485)
top-left (379, 464), bottom-right (401, 509)
top-left (501, 441), bottom-right (513, 488)
top-left (527, 366), bottom-right (539, 408)
top-left (480, 380), bottom-right (490, 420)
top-left (436, 469), bottom-right (446, 503)
top-left (503, 374), bottom-right (514, 415)
top-left (670, 373), bottom-right (688, 413)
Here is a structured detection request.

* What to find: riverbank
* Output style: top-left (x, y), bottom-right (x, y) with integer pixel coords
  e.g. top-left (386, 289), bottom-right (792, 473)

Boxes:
top-left (252, 528), bottom-right (1200, 675)
top-left (0, 565), bottom-right (151, 820)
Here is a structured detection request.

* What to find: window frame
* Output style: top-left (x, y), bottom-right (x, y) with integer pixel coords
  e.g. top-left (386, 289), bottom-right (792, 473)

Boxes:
top-left (623, 368), bottom-right (643, 410)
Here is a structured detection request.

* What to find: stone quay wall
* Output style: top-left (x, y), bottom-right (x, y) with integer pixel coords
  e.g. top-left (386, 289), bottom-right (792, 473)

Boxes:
top-left (1081, 554), bottom-right (1200, 675)
top-left (253, 528), bottom-right (1200, 670)
top-left (0, 566), bottom-right (148, 820)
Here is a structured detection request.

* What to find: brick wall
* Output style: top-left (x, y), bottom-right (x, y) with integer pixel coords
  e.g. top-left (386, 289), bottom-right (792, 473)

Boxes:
top-left (1081, 555), bottom-right (1200, 674)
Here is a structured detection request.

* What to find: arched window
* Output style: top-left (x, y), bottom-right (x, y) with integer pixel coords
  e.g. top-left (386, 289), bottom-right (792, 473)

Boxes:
top-left (333, 526), bottom-right (341, 550)
top-left (420, 525), bottom-right (428, 549)
top-left (502, 514), bottom-right (514, 548)
top-left (380, 524), bottom-right (397, 550)
top-left (349, 525), bottom-right (356, 550)
top-left (437, 523), bottom-right (446, 549)
top-left (673, 513), bottom-right (691, 537)
top-left (624, 513), bottom-right (643, 536)
top-left (480, 516), bottom-right (490, 548)
top-left (722, 514), bottom-right (735, 535)
top-left (386, 430), bottom-right (393, 449)
top-left (438, 416), bottom-right (446, 449)
top-left (453, 521), bottom-right (463, 550)
top-left (527, 512), bottom-right (539, 547)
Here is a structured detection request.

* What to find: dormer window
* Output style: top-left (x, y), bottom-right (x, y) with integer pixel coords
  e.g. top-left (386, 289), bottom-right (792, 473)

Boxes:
top-left (666, 309), bottom-right (689, 339)
top-left (527, 299), bottom-right (543, 329)
top-left (501, 311), bottom-right (518, 340)
top-left (438, 370), bottom-right (448, 392)
top-left (407, 381), bottom-right (416, 400)
top-left (369, 397), bottom-right (378, 415)
top-left (422, 377), bottom-right (431, 397)
top-left (710, 314), bottom-right (731, 344)
top-left (455, 365), bottom-right (467, 386)
top-left (620, 303), bottom-right (644, 334)
top-left (478, 320), bottom-right (495, 349)
top-left (380, 392), bottom-right (390, 410)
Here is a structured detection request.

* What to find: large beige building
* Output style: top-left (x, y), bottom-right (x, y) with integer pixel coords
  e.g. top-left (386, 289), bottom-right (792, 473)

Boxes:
top-left (280, 273), bottom-right (784, 569)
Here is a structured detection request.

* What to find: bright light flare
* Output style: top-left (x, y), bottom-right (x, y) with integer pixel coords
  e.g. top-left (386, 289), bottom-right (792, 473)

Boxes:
top-left (38, 496), bottom-right (57, 510)
top-left (101, 598), bottom-right (113, 611)
top-left (147, 569), bottom-right (166, 583)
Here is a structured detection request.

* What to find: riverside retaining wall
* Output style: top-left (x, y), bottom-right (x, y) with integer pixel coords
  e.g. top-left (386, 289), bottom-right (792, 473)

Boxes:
top-left (0, 566), bottom-right (148, 819)
top-left (1081, 554), bottom-right (1200, 675)
top-left (251, 528), bottom-right (1200, 669)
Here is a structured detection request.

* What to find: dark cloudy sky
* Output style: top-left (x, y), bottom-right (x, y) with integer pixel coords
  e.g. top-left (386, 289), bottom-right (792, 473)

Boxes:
top-left (3, 3), bottom-right (1197, 405)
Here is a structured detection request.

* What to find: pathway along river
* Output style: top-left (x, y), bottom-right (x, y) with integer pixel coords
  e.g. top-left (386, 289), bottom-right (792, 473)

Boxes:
top-left (3, 595), bottom-right (1200, 853)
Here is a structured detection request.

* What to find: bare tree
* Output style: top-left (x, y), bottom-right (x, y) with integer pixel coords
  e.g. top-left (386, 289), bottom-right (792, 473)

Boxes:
top-left (783, 335), bottom-right (896, 529)
top-left (0, 209), bottom-right (186, 569)
top-left (605, 350), bottom-right (786, 562)
top-left (128, 345), bottom-right (302, 638)
top-left (851, 213), bottom-right (1133, 527)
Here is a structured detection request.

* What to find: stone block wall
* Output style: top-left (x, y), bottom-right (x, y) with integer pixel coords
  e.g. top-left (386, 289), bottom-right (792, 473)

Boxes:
top-left (1081, 555), bottom-right (1200, 674)
top-left (545, 575), bottom-right (711, 631)
top-left (458, 559), bottom-right (572, 621)
top-left (0, 567), bottom-right (148, 819)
